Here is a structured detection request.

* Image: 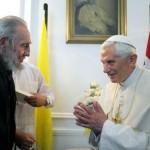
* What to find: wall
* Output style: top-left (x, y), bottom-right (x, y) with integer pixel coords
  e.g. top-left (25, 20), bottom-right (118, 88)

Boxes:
top-left (28, 0), bottom-right (150, 149)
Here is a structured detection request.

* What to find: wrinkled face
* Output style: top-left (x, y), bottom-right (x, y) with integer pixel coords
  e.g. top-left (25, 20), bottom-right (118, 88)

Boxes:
top-left (12, 25), bottom-right (31, 67)
top-left (101, 46), bottom-right (134, 83)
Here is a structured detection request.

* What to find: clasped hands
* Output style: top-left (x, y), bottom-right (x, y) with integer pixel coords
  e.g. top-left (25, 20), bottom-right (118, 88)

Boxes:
top-left (73, 101), bottom-right (107, 134)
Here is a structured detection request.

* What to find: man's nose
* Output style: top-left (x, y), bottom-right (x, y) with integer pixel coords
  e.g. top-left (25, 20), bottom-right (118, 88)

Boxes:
top-left (103, 63), bottom-right (110, 73)
top-left (25, 48), bottom-right (30, 57)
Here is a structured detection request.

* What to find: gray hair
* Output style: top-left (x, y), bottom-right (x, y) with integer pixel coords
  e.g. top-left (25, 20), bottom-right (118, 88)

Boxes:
top-left (100, 41), bottom-right (137, 59)
top-left (0, 16), bottom-right (27, 45)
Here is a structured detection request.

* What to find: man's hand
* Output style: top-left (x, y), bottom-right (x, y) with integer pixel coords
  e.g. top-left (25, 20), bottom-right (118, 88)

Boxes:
top-left (15, 129), bottom-right (36, 150)
top-left (73, 101), bottom-right (107, 134)
top-left (24, 93), bottom-right (47, 107)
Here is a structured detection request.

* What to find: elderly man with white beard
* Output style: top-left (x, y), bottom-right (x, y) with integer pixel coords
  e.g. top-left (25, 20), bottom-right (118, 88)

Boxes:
top-left (0, 16), bottom-right (55, 150)
top-left (0, 17), bottom-right (17, 149)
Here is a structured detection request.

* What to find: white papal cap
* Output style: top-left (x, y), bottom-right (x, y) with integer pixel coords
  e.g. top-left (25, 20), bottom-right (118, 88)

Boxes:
top-left (104, 35), bottom-right (135, 48)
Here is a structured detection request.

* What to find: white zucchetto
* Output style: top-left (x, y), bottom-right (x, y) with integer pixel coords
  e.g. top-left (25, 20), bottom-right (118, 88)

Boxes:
top-left (104, 35), bottom-right (135, 48)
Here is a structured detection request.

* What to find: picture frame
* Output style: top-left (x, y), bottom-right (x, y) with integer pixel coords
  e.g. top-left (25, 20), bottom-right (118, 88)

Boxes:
top-left (66, 0), bottom-right (127, 44)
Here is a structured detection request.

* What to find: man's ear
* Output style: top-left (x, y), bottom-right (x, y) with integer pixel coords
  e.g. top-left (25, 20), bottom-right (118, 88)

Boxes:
top-left (129, 54), bottom-right (137, 65)
top-left (0, 36), bottom-right (7, 48)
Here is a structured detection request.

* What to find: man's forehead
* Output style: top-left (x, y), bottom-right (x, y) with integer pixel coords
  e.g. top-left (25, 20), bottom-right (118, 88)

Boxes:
top-left (13, 32), bottom-right (31, 43)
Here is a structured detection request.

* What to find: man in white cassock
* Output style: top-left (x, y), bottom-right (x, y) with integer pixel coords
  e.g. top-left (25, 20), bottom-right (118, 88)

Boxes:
top-left (74, 35), bottom-right (150, 150)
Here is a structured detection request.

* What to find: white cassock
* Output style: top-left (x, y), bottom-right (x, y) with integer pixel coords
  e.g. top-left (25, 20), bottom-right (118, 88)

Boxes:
top-left (89, 65), bottom-right (150, 150)
top-left (12, 62), bottom-right (54, 150)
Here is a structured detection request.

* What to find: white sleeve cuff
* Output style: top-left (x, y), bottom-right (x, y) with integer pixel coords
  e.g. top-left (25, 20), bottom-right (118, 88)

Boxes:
top-left (44, 96), bottom-right (54, 108)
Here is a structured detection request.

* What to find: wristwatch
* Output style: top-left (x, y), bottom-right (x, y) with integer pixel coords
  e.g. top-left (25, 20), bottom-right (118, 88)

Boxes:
top-left (45, 97), bottom-right (51, 106)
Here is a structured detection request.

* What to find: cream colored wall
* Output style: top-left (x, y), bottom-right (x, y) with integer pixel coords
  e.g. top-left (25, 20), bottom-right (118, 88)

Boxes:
top-left (28, 0), bottom-right (150, 149)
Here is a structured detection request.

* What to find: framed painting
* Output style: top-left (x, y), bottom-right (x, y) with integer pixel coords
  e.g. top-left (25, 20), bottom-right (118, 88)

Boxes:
top-left (66, 0), bottom-right (127, 44)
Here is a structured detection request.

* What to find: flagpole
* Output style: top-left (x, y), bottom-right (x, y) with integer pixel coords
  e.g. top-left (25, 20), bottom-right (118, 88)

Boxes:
top-left (44, 3), bottom-right (48, 29)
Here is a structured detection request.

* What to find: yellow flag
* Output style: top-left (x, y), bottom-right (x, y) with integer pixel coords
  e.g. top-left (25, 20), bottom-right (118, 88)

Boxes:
top-left (83, 128), bottom-right (91, 136)
top-left (35, 17), bottom-right (53, 150)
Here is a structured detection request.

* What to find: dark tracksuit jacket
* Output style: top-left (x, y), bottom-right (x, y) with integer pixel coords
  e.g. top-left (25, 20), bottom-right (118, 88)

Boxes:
top-left (0, 56), bottom-right (16, 150)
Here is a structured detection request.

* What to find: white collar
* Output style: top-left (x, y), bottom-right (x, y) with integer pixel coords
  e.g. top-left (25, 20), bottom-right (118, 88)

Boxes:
top-left (120, 65), bottom-right (143, 87)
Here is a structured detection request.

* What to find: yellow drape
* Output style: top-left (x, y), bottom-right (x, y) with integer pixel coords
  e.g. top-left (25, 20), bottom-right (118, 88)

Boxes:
top-left (83, 128), bottom-right (91, 135)
top-left (35, 17), bottom-right (53, 150)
